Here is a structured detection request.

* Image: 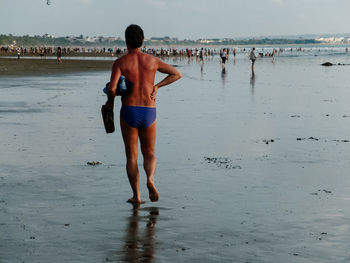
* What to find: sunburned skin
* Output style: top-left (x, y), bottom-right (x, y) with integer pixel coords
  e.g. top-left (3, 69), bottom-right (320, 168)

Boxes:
top-left (106, 43), bottom-right (181, 204)
top-left (147, 182), bottom-right (159, 202)
top-left (107, 49), bottom-right (181, 108)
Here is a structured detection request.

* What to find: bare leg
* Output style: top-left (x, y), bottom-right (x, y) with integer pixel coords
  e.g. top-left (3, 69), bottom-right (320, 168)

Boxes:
top-left (139, 121), bottom-right (159, 202)
top-left (120, 118), bottom-right (142, 203)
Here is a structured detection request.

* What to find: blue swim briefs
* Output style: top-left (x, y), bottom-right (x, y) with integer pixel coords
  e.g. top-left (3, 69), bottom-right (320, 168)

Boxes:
top-left (120, 106), bottom-right (156, 128)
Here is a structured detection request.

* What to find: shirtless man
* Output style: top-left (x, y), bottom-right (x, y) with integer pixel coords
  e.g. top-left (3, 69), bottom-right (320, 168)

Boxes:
top-left (105, 24), bottom-right (182, 204)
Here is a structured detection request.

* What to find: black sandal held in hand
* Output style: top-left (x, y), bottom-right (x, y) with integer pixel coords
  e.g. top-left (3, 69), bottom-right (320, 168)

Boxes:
top-left (101, 105), bottom-right (115, 133)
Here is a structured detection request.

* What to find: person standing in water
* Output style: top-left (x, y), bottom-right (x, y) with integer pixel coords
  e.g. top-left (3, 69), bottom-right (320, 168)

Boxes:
top-left (199, 48), bottom-right (204, 64)
top-left (220, 48), bottom-right (227, 65)
top-left (250, 47), bottom-right (257, 74)
top-left (17, 48), bottom-right (21, 60)
top-left (105, 24), bottom-right (182, 204)
top-left (57, 47), bottom-right (62, 63)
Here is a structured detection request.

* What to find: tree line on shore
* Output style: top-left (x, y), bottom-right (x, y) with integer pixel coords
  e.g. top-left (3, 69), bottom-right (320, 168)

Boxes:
top-left (0, 34), bottom-right (320, 47)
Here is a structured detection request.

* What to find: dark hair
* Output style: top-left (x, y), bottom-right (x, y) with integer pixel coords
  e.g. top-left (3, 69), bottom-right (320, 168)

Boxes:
top-left (125, 24), bottom-right (144, 48)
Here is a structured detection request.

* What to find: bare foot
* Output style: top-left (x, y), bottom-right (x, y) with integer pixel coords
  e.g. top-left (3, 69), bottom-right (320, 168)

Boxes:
top-left (127, 197), bottom-right (145, 204)
top-left (147, 182), bottom-right (159, 202)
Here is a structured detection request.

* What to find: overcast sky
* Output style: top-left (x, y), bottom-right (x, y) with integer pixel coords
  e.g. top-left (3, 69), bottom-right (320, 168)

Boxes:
top-left (1, 0), bottom-right (349, 39)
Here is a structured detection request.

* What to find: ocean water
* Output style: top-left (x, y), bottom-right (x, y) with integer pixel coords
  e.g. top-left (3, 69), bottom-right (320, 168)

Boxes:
top-left (1, 48), bottom-right (350, 262)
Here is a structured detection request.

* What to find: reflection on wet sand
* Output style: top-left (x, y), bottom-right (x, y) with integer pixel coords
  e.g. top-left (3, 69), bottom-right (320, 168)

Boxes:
top-left (250, 73), bottom-right (256, 92)
top-left (123, 205), bottom-right (159, 263)
top-left (200, 63), bottom-right (205, 80)
top-left (221, 67), bottom-right (227, 83)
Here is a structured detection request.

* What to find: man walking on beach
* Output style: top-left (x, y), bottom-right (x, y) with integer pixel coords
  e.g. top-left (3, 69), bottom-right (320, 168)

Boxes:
top-left (105, 24), bottom-right (182, 204)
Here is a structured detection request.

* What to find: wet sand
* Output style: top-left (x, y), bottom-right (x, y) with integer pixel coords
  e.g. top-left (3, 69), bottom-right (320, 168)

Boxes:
top-left (1, 51), bottom-right (350, 262)
top-left (0, 57), bottom-right (113, 76)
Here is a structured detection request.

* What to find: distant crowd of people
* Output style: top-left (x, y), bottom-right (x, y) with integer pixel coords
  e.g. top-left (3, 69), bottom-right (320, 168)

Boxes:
top-left (0, 46), bottom-right (125, 56)
top-left (1, 45), bottom-right (348, 59)
top-left (0, 45), bottom-right (288, 58)
top-left (1, 44), bottom-right (349, 73)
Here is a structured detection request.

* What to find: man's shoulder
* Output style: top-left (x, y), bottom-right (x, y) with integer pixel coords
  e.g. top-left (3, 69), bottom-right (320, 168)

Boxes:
top-left (139, 52), bottom-right (158, 60)
top-left (118, 52), bottom-right (157, 61)
top-left (138, 52), bottom-right (160, 66)
top-left (114, 52), bottom-right (159, 69)
top-left (115, 53), bottom-right (128, 61)
top-left (113, 54), bottom-right (131, 66)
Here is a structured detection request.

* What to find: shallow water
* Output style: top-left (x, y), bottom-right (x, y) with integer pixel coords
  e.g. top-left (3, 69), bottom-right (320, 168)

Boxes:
top-left (1, 50), bottom-right (350, 262)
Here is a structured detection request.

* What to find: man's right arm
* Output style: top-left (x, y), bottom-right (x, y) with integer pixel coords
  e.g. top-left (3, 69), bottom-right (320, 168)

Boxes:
top-left (105, 60), bottom-right (121, 110)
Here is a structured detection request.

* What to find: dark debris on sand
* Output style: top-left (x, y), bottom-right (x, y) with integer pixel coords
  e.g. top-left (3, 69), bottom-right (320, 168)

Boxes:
top-left (310, 189), bottom-right (333, 196)
top-left (321, 62), bottom-right (350, 66)
top-left (203, 157), bottom-right (242, 170)
top-left (296, 137), bottom-right (349, 143)
top-left (87, 161), bottom-right (102, 166)
top-left (262, 139), bottom-right (275, 144)
top-left (332, 139), bottom-right (349, 143)
top-left (296, 137), bottom-right (319, 141)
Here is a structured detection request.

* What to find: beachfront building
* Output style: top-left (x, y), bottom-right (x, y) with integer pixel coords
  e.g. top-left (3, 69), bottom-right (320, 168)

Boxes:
top-left (316, 37), bottom-right (350, 44)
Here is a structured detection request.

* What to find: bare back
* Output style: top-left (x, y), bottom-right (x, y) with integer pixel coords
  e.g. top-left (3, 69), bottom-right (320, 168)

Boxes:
top-left (114, 51), bottom-right (159, 107)
top-left (107, 48), bottom-right (181, 110)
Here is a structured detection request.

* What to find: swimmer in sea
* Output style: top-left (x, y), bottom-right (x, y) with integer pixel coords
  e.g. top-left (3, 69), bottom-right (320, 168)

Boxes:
top-left (105, 24), bottom-right (182, 204)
